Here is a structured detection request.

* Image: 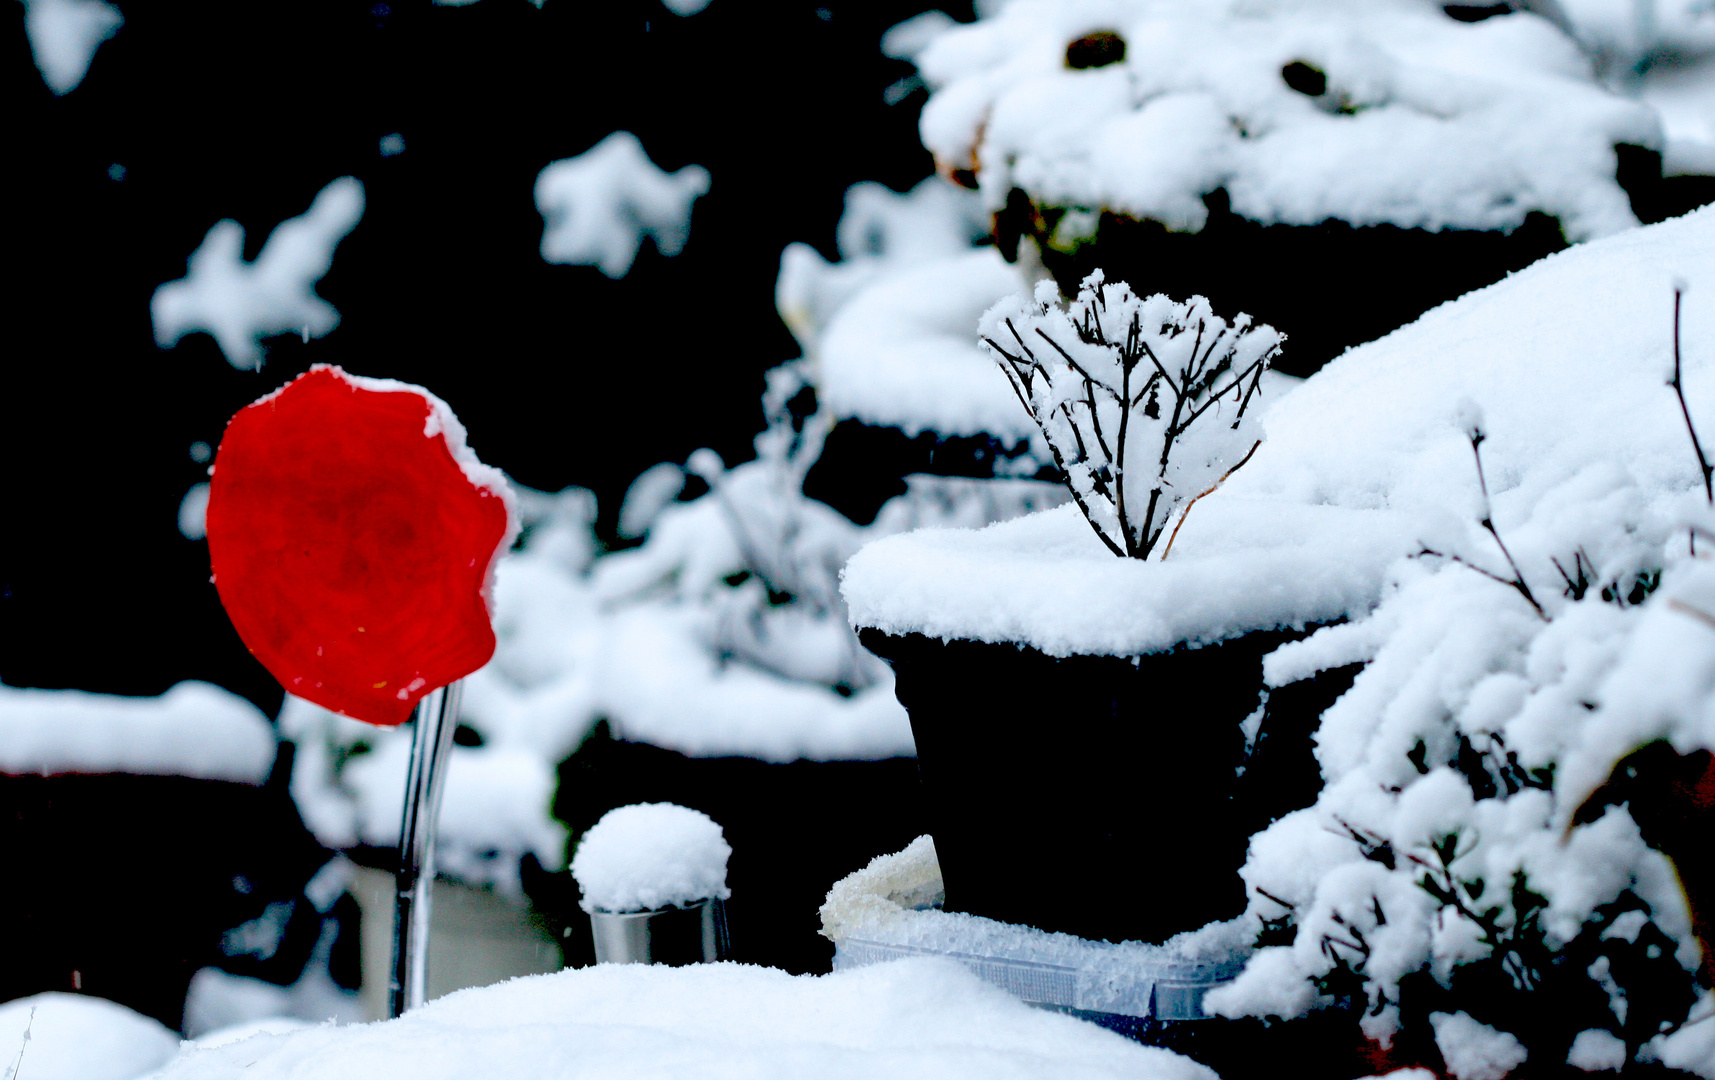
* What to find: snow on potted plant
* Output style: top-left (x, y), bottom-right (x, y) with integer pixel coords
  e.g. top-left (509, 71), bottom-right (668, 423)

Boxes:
top-left (904, 0), bottom-right (1682, 377)
top-left (845, 271), bottom-right (1405, 945)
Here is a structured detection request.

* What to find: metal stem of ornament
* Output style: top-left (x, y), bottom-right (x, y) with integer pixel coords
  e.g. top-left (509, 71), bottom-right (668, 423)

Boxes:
top-left (388, 680), bottom-right (461, 1018)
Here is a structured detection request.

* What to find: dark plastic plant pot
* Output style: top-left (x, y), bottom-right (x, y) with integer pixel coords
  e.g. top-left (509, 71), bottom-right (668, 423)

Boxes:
top-left (803, 419), bottom-right (1048, 526)
top-left (859, 627), bottom-right (1355, 945)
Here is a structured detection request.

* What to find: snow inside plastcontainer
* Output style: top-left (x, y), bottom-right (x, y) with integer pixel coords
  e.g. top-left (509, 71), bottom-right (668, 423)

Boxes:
top-left (821, 838), bottom-right (1254, 1023)
top-left (571, 803), bottom-right (732, 915)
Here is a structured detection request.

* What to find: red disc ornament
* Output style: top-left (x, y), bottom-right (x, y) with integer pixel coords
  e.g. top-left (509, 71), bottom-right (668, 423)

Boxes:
top-left (207, 365), bottom-right (516, 725)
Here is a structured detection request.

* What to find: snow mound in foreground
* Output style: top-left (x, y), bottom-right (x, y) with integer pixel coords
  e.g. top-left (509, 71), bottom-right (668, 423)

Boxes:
top-left (150, 958), bottom-right (1216, 1080)
top-left (0, 992), bottom-right (177, 1080)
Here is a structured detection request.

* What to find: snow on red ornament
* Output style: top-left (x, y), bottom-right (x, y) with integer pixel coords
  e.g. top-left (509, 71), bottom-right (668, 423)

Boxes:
top-left (207, 365), bottom-right (517, 726)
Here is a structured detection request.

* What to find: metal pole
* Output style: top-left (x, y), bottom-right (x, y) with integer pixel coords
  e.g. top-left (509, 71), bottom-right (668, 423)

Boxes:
top-left (388, 680), bottom-right (461, 1018)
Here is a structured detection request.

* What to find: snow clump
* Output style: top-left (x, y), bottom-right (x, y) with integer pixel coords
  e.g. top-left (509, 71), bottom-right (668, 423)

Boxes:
top-left (20, 0), bottom-right (121, 95)
top-left (1430, 1010), bottom-right (1529, 1080)
top-left (1191, 212), bottom-right (1715, 1055)
top-left (535, 131), bottom-right (709, 278)
top-left (571, 802), bottom-right (731, 914)
top-left (0, 681), bottom-right (276, 783)
top-left (152, 177), bottom-right (365, 370)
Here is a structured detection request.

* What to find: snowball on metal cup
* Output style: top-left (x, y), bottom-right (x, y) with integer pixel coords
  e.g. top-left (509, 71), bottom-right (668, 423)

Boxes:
top-left (571, 803), bottom-right (732, 965)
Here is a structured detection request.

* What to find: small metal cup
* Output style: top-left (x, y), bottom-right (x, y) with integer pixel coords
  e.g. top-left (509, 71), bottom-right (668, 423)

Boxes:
top-left (589, 897), bottom-right (729, 966)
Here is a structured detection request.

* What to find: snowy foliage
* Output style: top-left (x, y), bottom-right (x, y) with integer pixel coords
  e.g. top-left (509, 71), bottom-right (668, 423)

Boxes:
top-left (822, 838), bottom-right (1253, 1022)
top-left (534, 132), bottom-right (709, 278)
top-left (776, 176), bottom-right (1042, 449)
top-left (20, 0), bottom-right (121, 95)
top-left (280, 693), bottom-right (568, 895)
top-left (1182, 211), bottom-right (1715, 1065)
top-left (980, 274), bottom-right (1281, 559)
top-left (914, 0), bottom-right (1662, 240)
top-left (569, 802), bottom-right (731, 914)
top-left (777, 176), bottom-right (988, 347)
top-left (152, 178), bottom-right (365, 370)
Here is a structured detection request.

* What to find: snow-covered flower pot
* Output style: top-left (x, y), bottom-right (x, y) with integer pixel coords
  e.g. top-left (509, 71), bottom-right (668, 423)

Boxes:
top-left (857, 627), bottom-right (1276, 943)
top-left (844, 497), bottom-right (1407, 945)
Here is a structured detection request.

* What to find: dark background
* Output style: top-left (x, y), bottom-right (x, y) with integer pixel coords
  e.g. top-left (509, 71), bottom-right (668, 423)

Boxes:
top-left (3, 0), bottom-right (964, 713)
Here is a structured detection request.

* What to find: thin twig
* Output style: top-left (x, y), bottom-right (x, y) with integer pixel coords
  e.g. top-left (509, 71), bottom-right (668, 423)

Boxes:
top-left (1116, 360), bottom-right (1134, 553)
top-left (1668, 597), bottom-right (1715, 633)
top-left (6, 1006), bottom-right (34, 1080)
top-left (1668, 285), bottom-right (1713, 503)
top-left (1160, 439), bottom-right (1261, 560)
top-left (1468, 432), bottom-right (1545, 618)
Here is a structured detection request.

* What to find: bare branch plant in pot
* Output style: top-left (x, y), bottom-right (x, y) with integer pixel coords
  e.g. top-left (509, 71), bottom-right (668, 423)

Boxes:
top-left (848, 272), bottom-right (1359, 945)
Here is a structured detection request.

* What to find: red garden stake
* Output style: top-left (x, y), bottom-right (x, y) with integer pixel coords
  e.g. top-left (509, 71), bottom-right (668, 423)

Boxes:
top-left (205, 365), bottom-right (516, 1018)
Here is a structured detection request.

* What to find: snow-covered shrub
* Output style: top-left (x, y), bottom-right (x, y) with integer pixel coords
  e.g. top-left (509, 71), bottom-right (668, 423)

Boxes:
top-left (979, 273), bottom-right (1281, 559)
top-left (594, 360), bottom-right (887, 697)
top-left (1207, 356), bottom-right (1713, 1070)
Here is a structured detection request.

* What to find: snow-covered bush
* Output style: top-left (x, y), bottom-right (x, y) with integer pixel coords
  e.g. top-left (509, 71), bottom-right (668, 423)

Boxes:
top-left (1198, 241), bottom-right (1715, 1072)
top-left (979, 273), bottom-right (1281, 559)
